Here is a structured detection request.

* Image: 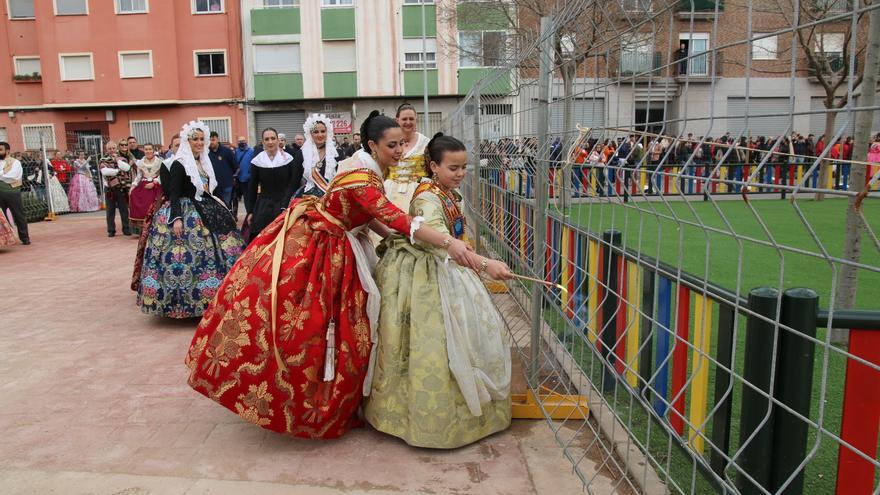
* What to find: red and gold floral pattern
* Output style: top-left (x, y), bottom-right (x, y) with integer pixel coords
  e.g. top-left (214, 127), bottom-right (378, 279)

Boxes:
top-left (186, 168), bottom-right (412, 439)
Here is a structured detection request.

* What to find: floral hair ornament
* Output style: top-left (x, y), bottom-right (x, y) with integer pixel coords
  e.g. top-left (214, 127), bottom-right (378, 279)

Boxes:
top-left (181, 120), bottom-right (209, 141)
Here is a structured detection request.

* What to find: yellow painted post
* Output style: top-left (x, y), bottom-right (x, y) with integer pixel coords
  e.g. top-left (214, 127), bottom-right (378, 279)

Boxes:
top-left (671, 167), bottom-right (679, 193)
top-left (640, 169), bottom-right (647, 191)
top-left (688, 294), bottom-right (714, 454)
top-left (796, 164), bottom-right (804, 186)
top-left (587, 239), bottom-right (599, 342)
top-left (590, 167), bottom-right (597, 197)
top-left (625, 261), bottom-right (641, 387)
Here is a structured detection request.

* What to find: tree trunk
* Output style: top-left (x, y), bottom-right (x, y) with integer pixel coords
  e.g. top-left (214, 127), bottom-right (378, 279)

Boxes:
top-left (815, 109), bottom-right (836, 201)
top-left (830, 5), bottom-right (880, 345)
top-left (559, 61), bottom-right (576, 211)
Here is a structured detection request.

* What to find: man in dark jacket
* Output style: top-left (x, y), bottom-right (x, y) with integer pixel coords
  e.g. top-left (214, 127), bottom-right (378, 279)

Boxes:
top-left (208, 131), bottom-right (237, 208)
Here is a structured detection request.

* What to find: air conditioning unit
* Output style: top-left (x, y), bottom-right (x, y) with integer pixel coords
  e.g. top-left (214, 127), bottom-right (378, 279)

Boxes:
top-left (105, 110), bottom-right (115, 122)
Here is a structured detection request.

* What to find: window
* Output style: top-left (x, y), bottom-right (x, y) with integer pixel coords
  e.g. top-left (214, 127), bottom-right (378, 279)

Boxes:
top-left (55, 0), bottom-right (87, 15)
top-left (193, 0), bottom-right (223, 13)
top-left (200, 118), bottom-right (231, 143)
top-left (816, 33), bottom-right (845, 72)
top-left (323, 41), bottom-right (356, 72)
top-left (22, 124), bottom-right (56, 150)
top-left (622, 0), bottom-right (651, 12)
top-left (680, 33), bottom-right (709, 76)
top-left (811, 0), bottom-right (850, 12)
top-left (116, 0), bottom-right (147, 14)
top-left (254, 44), bottom-right (300, 73)
top-left (0, 128), bottom-right (7, 142)
top-left (119, 51), bottom-right (153, 78)
top-left (130, 120), bottom-right (162, 146)
top-left (405, 52), bottom-right (436, 70)
top-left (458, 31), bottom-right (506, 67)
top-left (59, 53), bottom-right (94, 81)
top-left (403, 38), bottom-right (437, 70)
top-left (322, 0), bottom-right (352, 5)
top-left (417, 112), bottom-right (442, 132)
top-left (752, 34), bottom-right (777, 60)
top-left (195, 51), bottom-right (226, 76)
top-left (264, 0), bottom-right (297, 6)
top-left (13, 57), bottom-right (41, 76)
top-left (404, 0), bottom-right (434, 3)
top-left (9, 0), bottom-right (35, 19)
top-left (620, 35), bottom-right (654, 74)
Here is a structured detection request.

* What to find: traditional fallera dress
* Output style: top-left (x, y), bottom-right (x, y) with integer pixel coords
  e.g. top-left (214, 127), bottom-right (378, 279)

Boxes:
top-left (300, 114), bottom-right (339, 198)
top-left (47, 170), bottom-right (70, 214)
top-left (246, 149), bottom-right (302, 242)
top-left (67, 159), bottom-right (100, 212)
top-left (0, 208), bottom-right (17, 247)
top-left (186, 155), bottom-right (423, 439)
top-left (129, 156), bottom-right (164, 232)
top-left (364, 179), bottom-right (511, 448)
top-left (385, 132), bottom-right (430, 210)
top-left (135, 123), bottom-right (244, 318)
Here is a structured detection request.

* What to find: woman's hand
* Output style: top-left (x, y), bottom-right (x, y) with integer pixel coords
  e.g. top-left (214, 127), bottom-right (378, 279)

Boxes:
top-left (485, 259), bottom-right (514, 280)
top-left (447, 238), bottom-right (478, 270)
top-left (145, 182), bottom-right (155, 190)
top-left (173, 219), bottom-right (183, 237)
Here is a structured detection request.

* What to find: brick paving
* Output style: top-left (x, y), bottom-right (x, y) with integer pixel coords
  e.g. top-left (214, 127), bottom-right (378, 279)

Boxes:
top-left (0, 212), bottom-right (618, 495)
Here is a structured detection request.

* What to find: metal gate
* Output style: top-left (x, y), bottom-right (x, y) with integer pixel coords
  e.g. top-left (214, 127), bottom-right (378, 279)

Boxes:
top-left (254, 111), bottom-right (307, 141)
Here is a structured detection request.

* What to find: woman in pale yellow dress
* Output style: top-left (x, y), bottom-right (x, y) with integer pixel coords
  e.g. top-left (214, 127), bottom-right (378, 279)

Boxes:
top-left (365, 134), bottom-right (513, 449)
top-left (384, 103), bottom-right (430, 210)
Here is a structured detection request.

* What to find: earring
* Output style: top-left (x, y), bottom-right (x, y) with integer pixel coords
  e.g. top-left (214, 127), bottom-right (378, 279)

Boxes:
top-left (432, 172), bottom-right (438, 181)
top-left (371, 150), bottom-right (379, 161)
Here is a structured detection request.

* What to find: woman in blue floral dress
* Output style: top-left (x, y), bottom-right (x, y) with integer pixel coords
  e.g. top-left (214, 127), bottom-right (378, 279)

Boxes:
top-left (134, 121), bottom-right (244, 318)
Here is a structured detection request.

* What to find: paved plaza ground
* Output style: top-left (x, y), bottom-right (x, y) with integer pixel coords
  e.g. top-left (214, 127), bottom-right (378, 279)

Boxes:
top-left (0, 212), bottom-right (616, 495)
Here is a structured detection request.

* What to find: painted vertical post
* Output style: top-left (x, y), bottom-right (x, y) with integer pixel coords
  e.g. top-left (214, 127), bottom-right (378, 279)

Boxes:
top-left (601, 229), bottom-right (622, 392)
top-left (615, 258), bottom-right (628, 375)
top-left (638, 269), bottom-right (656, 393)
top-left (770, 288), bottom-right (818, 495)
top-left (625, 261), bottom-right (641, 388)
top-left (835, 329), bottom-right (880, 495)
top-left (669, 284), bottom-right (691, 435)
top-left (688, 294), bottom-right (714, 454)
top-left (737, 287), bottom-right (780, 495)
top-left (587, 239), bottom-right (600, 343)
top-left (710, 303), bottom-right (736, 476)
top-left (653, 277), bottom-right (673, 416)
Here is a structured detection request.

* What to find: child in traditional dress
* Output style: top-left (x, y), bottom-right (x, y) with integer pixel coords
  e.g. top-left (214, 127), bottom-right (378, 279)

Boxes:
top-left (365, 133), bottom-right (513, 449)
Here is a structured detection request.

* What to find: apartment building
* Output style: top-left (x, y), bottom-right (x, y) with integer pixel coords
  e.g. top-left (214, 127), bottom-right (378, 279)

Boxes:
top-left (239, 0), bottom-right (508, 139)
top-left (0, 0), bottom-right (247, 153)
top-left (479, 0), bottom-right (876, 141)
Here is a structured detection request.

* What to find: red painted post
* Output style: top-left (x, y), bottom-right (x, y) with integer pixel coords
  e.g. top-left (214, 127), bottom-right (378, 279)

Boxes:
top-left (670, 284), bottom-right (691, 435)
top-left (835, 329), bottom-right (880, 495)
top-left (615, 258), bottom-right (627, 375)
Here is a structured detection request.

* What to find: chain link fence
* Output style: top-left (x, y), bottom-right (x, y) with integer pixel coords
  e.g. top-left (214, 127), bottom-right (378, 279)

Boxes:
top-left (444, 0), bottom-right (880, 493)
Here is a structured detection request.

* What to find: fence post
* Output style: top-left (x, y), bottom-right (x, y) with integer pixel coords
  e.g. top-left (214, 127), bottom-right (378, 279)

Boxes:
top-left (638, 268), bottom-right (656, 393)
top-left (528, 15), bottom-right (554, 386)
top-left (737, 287), bottom-right (779, 495)
top-left (40, 135), bottom-right (55, 218)
top-left (771, 288), bottom-right (818, 495)
top-left (601, 229), bottom-right (622, 393)
top-left (471, 83), bottom-right (483, 254)
top-left (710, 303), bottom-right (736, 477)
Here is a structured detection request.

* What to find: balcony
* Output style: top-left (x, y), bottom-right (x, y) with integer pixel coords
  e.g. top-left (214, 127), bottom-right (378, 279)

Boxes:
top-left (807, 55), bottom-right (859, 80)
top-left (13, 73), bottom-right (42, 84)
top-left (616, 51), bottom-right (665, 79)
top-left (676, 0), bottom-right (723, 19)
top-left (673, 51), bottom-right (723, 81)
top-left (251, 7), bottom-right (300, 36)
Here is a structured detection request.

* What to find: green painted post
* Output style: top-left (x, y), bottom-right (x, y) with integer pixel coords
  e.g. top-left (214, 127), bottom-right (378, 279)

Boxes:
top-left (770, 288), bottom-right (819, 494)
top-left (737, 287), bottom-right (780, 494)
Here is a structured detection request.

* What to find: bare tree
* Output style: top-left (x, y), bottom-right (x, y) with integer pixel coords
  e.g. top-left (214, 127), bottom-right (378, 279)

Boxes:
top-left (777, 0), bottom-right (868, 200)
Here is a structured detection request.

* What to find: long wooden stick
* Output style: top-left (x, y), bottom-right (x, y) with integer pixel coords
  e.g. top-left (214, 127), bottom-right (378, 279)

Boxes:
top-left (509, 273), bottom-right (569, 294)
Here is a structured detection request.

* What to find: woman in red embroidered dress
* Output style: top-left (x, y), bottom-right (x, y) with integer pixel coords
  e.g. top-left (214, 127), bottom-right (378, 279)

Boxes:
top-left (186, 111), bottom-right (482, 439)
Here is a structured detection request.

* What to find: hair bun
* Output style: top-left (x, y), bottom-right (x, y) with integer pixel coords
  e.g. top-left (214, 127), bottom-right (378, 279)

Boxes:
top-left (368, 110), bottom-right (381, 119)
top-left (432, 132), bottom-right (444, 139)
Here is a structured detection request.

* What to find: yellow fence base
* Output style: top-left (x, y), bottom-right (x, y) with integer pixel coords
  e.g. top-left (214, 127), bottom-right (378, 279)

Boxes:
top-left (45, 212), bottom-right (56, 221)
top-left (511, 389), bottom-right (590, 420)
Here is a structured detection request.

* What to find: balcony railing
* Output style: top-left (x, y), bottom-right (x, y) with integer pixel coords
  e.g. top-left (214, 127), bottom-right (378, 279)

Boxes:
top-left (619, 51), bottom-right (664, 77)
top-left (676, 0), bottom-right (723, 18)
